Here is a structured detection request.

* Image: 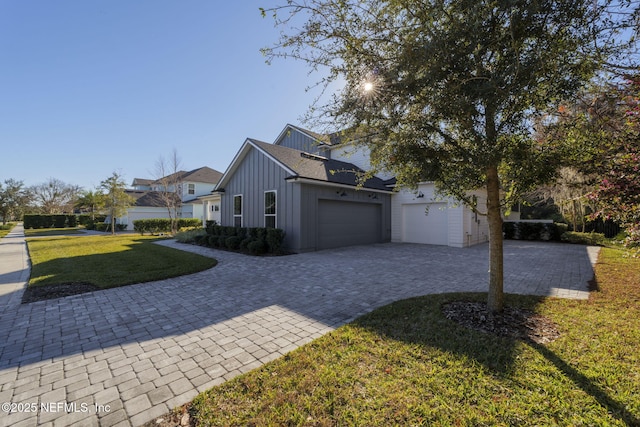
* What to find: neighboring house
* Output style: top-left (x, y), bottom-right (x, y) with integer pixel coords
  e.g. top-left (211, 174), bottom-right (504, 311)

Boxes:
top-left (214, 124), bottom-right (489, 253)
top-left (117, 166), bottom-right (223, 230)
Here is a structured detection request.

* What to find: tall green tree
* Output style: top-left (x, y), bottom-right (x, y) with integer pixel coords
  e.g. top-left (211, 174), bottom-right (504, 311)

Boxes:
top-left (75, 189), bottom-right (106, 221)
top-left (545, 77), bottom-right (640, 246)
top-left (0, 179), bottom-right (30, 224)
top-left (99, 172), bottom-right (134, 235)
top-left (262, 0), bottom-right (636, 312)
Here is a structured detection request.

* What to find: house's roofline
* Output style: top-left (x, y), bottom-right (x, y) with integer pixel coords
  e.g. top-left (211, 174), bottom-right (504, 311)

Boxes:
top-left (150, 166), bottom-right (223, 186)
top-left (285, 176), bottom-right (394, 193)
top-left (125, 190), bottom-right (179, 208)
top-left (215, 138), bottom-right (297, 191)
top-left (131, 178), bottom-right (153, 187)
top-left (274, 123), bottom-right (333, 147)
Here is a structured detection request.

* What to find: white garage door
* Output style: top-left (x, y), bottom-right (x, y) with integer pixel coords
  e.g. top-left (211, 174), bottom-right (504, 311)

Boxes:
top-left (318, 200), bottom-right (382, 250)
top-left (402, 203), bottom-right (448, 245)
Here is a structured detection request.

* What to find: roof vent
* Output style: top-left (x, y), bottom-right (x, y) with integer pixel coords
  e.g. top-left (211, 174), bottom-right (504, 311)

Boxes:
top-left (300, 152), bottom-right (328, 161)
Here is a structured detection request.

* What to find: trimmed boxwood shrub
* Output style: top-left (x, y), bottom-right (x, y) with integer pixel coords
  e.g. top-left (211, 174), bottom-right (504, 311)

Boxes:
top-left (247, 239), bottom-right (267, 255)
top-left (95, 222), bottom-right (127, 232)
top-left (266, 228), bottom-right (285, 254)
top-left (133, 218), bottom-right (203, 234)
top-left (203, 224), bottom-right (285, 255)
top-left (24, 214), bottom-right (80, 229)
top-left (561, 231), bottom-right (607, 246)
top-left (503, 222), bottom-right (567, 242)
top-left (225, 236), bottom-right (242, 250)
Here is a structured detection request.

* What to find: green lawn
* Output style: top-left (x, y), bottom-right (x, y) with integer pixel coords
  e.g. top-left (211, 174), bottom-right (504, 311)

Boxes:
top-left (190, 247), bottom-right (639, 426)
top-left (27, 235), bottom-right (217, 289)
top-left (25, 227), bottom-right (86, 237)
top-left (0, 223), bottom-right (15, 238)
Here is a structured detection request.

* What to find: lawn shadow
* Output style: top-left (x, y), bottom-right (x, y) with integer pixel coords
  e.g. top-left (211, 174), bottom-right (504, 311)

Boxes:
top-left (531, 341), bottom-right (640, 426)
top-left (352, 291), bottom-right (639, 426)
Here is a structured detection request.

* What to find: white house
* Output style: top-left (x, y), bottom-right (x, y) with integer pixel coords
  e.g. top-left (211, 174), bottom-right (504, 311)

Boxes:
top-left (117, 166), bottom-right (223, 230)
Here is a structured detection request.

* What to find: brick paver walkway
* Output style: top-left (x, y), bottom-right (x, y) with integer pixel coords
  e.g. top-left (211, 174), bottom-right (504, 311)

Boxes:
top-left (0, 225), bottom-right (599, 426)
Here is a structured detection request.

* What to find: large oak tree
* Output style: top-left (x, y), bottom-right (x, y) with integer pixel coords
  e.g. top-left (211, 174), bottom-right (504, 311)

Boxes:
top-left (262, 0), bottom-right (637, 312)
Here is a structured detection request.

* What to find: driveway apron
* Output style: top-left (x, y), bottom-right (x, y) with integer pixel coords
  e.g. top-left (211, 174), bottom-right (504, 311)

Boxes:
top-left (0, 228), bottom-right (599, 427)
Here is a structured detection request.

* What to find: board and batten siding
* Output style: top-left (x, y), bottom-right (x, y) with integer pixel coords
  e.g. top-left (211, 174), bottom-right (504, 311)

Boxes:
top-left (297, 183), bottom-right (392, 252)
top-left (218, 147), bottom-right (303, 252)
top-left (276, 128), bottom-right (325, 154)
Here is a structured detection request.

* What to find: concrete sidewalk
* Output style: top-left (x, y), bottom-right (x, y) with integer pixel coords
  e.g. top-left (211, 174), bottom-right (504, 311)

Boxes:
top-left (0, 223), bottom-right (30, 309)
top-left (0, 229), bottom-right (600, 427)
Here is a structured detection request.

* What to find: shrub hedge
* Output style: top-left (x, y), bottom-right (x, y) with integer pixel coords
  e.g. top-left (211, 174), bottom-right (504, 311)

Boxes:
top-left (503, 222), bottom-right (568, 242)
top-left (133, 218), bottom-right (202, 234)
top-left (24, 214), bottom-right (79, 229)
top-left (94, 222), bottom-right (128, 232)
top-left (201, 224), bottom-right (285, 255)
top-left (560, 231), bottom-right (607, 246)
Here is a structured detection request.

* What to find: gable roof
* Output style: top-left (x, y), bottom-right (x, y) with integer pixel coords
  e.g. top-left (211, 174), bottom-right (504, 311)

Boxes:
top-left (215, 137), bottom-right (391, 192)
top-left (274, 123), bottom-right (332, 146)
top-left (131, 178), bottom-right (153, 187)
top-left (152, 166), bottom-right (223, 186)
top-left (126, 190), bottom-right (179, 208)
top-left (182, 166), bottom-right (223, 184)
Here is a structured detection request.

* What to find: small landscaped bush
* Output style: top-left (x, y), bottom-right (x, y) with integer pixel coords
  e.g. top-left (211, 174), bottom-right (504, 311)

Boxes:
top-left (95, 222), bottom-right (127, 232)
top-left (175, 228), bottom-right (207, 244)
top-left (503, 222), bottom-right (567, 242)
top-left (203, 224), bottom-right (285, 255)
top-left (561, 231), bottom-right (607, 246)
top-left (225, 236), bottom-right (242, 250)
top-left (247, 239), bottom-right (267, 255)
top-left (133, 218), bottom-right (203, 235)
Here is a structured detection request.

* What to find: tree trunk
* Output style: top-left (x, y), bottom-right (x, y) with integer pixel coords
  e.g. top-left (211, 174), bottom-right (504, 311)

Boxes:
top-left (486, 166), bottom-right (504, 313)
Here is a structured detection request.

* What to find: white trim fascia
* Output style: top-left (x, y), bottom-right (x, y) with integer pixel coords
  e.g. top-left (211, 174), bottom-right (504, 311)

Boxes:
top-left (286, 177), bottom-right (393, 194)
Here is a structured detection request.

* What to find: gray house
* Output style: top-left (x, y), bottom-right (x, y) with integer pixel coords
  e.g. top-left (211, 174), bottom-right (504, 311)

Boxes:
top-left (214, 126), bottom-right (393, 253)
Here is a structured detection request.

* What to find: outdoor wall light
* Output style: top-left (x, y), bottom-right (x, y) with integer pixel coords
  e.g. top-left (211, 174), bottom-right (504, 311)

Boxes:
top-left (416, 191), bottom-right (425, 198)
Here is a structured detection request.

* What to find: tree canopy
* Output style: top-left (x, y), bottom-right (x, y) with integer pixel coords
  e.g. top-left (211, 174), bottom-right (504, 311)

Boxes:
top-left (0, 179), bottom-right (29, 225)
top-left (262, 0), bottom-right (638, 311)
top-left (100, 172), bottom-right (134, 235)
top-left (542, 76), bottom-right (640, 247)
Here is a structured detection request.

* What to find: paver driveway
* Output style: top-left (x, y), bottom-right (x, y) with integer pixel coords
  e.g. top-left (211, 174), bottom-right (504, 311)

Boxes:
top-left (0, 227), bottom-right (599, 427)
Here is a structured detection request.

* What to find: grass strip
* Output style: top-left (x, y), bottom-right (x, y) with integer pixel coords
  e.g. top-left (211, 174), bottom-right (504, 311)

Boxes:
top-left (25, 227), bottom-right (86, 237)
top-left (27, 235), bottom-right (217, 289)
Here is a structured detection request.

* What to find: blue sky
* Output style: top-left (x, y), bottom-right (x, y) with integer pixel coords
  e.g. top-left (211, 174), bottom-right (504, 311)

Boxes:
top-left (0, 1), bottom-right (331, 189)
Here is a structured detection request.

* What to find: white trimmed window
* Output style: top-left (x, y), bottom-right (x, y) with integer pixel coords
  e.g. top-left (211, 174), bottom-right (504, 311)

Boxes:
top-left (188, 183), bottom-right (195, 195)
top-left (264, 190), bottom-right (276, 228)
top-left (233, 195), bottom-right (243, 227)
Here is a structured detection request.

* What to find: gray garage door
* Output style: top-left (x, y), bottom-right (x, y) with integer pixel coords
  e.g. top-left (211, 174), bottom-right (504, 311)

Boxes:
top-left (317, 200), bottom-right (382, 250)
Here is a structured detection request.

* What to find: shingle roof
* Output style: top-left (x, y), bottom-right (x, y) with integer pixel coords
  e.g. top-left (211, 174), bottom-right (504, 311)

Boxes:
top-left (182, 166), bottom-right (223, 184)
top-left (132, 178), bottom-right (153, 187)
top-left (126, 190), bottom-right (180, 208)
top-left (152, 166), bottom-right (223, 185)
top-left (249, 139), bottom-right (391, 191)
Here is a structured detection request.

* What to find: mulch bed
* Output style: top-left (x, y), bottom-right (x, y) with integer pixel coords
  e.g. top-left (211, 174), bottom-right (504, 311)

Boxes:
top-left (21, 283), bottom-right (100, 304)
top-left (442, 301), bottom-right (561, 344)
